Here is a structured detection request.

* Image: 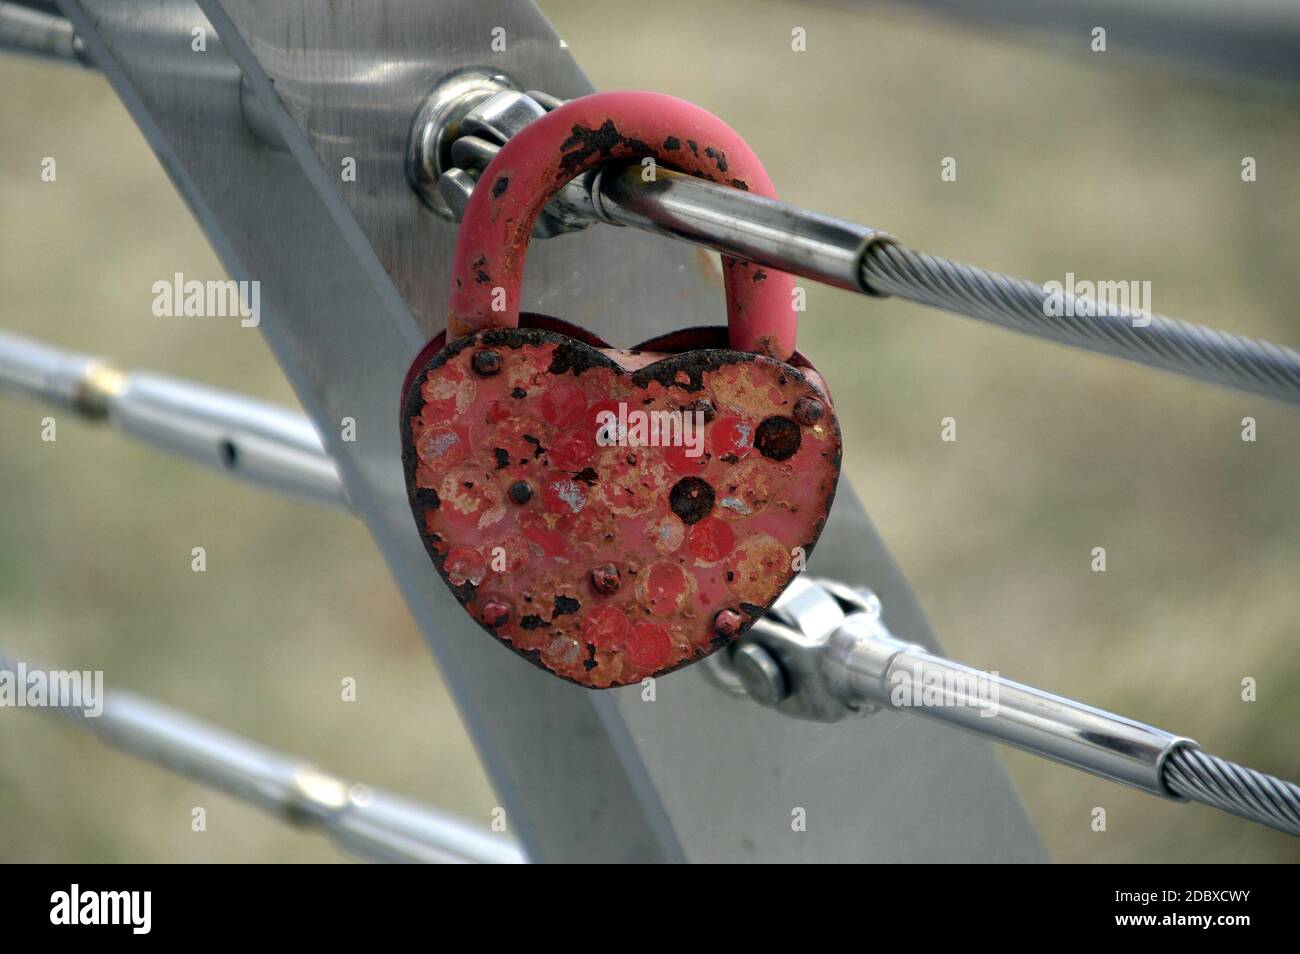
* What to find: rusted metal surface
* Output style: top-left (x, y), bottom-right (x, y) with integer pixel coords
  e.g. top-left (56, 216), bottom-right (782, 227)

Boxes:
top-left (402, 327), bottom-right (841, 687)
top-left (402, 91), bottom-right (839, 688)
top-left (445, 90), bottom-right (799, 361)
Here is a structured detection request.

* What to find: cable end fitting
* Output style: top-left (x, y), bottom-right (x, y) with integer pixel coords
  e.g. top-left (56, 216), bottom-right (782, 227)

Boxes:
top-left (75, 359), bottom-right (127, 420)
top-left (855, 233), bottom-right (900, 298)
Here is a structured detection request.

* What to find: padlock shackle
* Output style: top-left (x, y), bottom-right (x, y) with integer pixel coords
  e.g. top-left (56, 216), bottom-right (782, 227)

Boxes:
top-left (447, 91), bottom-right (798, 361)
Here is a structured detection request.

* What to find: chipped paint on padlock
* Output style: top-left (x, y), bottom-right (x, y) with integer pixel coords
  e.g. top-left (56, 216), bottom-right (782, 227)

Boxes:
top-left (402, 327), bottom-right (840, 687)
top-left (402, 91), bottom-right (841, 688)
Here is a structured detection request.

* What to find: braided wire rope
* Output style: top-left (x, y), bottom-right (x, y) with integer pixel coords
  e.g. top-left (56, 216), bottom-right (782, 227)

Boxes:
top-left (862, 242), bottom-right (1300, 406)
top-left (1163, 746), bottom-right (1300, 837)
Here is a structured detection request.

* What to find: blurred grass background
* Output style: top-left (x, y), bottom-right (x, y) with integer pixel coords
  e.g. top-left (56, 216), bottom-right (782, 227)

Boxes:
top-left (0, 0), bottom-right (1296, 862)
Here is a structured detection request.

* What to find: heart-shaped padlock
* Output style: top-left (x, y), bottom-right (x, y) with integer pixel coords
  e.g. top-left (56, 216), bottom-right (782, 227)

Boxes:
top-left (401, 91), bottom-right (841, 688)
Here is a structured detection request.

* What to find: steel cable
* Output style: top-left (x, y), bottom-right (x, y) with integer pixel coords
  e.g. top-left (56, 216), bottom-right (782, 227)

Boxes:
top-left (1163, 746), bottom-right (1300, 837)
top-left (6, 626), bottom-right (1298, 839)
top-left (0, 653), bottom-right (525, 862)
top-left (861, 242), bottom-right (1300, 406)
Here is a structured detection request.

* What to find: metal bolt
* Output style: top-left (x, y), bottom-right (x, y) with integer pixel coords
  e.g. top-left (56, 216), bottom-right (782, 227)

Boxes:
top-left (731, 642), bottom-right (789, 706)
top-left (471, 349), bottom-right (502, 376)
top-left (792, 397), bottom-right (824, 426)
top-left (713, 608), bottom-right (744, 637)
top-left (507, 480), bottom-right (533, 504)
top-left (590, 563), bottom-right (620, 594)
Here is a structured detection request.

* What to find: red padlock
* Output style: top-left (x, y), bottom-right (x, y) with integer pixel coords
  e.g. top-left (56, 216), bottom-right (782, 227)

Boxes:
top-left (401, 91), bottom-right (841, 688)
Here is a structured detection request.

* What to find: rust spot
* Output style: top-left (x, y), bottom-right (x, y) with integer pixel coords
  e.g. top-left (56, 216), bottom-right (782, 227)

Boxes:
top-left (590, 563), bottom-right (620, 594)
top-left (663, 136), bottom-right (681, 151)
top-left (491, 176), bottom-right (509, 198)
top-left (669, 476), bottom-right (715, 525)
top-left (559, 120), bottom-right (655, 176)
top-left (548, 338), bottom-right (612, 377)
top-left (471, 349), bottom-right (501, 376)
top-left (754, 416), bottom-right (801, 461)
top-left (630, 348), bottom-right (755, 393)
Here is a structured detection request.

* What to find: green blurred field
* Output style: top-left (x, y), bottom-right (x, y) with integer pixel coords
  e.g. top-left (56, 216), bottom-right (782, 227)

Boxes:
top-left (0, 0), bottom-right (1296, 862)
